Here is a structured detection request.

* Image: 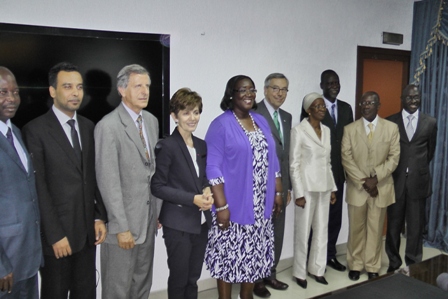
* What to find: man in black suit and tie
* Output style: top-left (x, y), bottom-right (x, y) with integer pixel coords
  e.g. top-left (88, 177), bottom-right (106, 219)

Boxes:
top-left (301, 70), bottom-right (354, 272)
top-left (385, 84), bottom-right (437, 272)
top-left (0, 67), bottom-right (42, 298)
top-left (22, 62), bottom-right (107, 298)
top-left (253, 73), bottom-right (292, 298)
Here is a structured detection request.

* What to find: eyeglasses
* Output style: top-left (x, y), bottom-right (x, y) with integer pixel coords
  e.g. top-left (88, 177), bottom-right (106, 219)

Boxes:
top-left (0, 89), bottom-right (20, 99)
top-left (234, 88), bottom-right (257, 95)
top-left (359, 101), bottom-right (378, 107)
top-left (309, 104), bottom-right (326, 110)
top-left (404, 95), bottom-right (420, 102)
top-left (268, 86), bottom-right (289, 93)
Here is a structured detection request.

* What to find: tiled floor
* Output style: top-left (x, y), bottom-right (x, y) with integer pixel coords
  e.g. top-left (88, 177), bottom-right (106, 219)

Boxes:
top-left (151, 238), bottom-right (445, 298)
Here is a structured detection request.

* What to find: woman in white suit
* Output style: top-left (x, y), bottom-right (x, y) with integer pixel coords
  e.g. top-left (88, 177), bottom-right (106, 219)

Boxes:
top-left (290, 92), bottom-right (337, 288)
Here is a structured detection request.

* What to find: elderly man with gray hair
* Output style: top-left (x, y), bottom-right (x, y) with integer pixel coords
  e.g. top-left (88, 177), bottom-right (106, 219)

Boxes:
top-left (95, 64), bottom-right (160, 298)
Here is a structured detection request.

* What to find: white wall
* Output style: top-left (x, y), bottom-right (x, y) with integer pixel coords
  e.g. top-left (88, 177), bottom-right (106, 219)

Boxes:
top-left (0, 0), bottom-right (416, 294)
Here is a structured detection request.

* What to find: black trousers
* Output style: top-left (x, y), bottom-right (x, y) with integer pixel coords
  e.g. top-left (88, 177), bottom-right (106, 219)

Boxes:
top-left (327, 181), bottom-right (344, 260)
top-left (40, 242), bottom-right (96, 299)
top-left (386, 188), bottom-right (426, 268)
top-left (163, 224), bottom-right (208, 299)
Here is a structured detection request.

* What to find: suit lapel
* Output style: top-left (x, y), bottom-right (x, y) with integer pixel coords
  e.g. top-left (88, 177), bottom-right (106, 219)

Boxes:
top-left (117, 104), bottom-right (148, 161)
top-left (46, 110), bottom-right (83, 173)
top-left (173, 129), bottom-right (202, 193)
top-left (256, 101), bottom-right (282, 144)
top-left (12, 125), bottom-right (32, 174)
top-left (412, 113), bottom-right (427, 141)
top-left (302, 120), bottom-right (324, 147)
top-left (355, 119), bottom-right (369, 146)
top-left (0, 130), bottom-right (26, 172)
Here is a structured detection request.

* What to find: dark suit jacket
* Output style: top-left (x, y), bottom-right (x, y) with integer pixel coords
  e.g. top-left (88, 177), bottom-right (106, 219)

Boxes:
top-left (301, 99), bottom-right (353, 184)
top-left (0, 124), bottom-right (42, 282)
top-left (387, 112), bottom-right (437, 200)
top-left (22, 109), bottom-right (107, 256)
top-left (151, 128), bottom-right (211, 234)
top-left (255, 100), bottom-right (292, 195)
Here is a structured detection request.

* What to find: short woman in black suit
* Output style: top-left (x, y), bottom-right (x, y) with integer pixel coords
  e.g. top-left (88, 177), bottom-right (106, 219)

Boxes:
top-left (151, 88), bottom-right (214, 299)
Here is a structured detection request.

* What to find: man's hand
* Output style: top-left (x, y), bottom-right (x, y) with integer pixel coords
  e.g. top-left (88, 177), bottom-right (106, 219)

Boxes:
top-left (362, 176), bottom-right (378, 193)
top-left (273, 193), bottom-right (283, 218)
top-left (94, 220), bottom-right (107, 245)
top-left (330, 192), bottom-right (337, 204)
top-left (369, 186), bottom-right (379, 198)
top-left (0, 272), bottom-right (13, 293)
top-left (117, 231), bottom-right (135, 250)
top-left (193, 192), bottom-right (214, 211)
top-left (286, 190), bottom-right (292, 206)
top-left (52, 237), bottom-right (72, 259)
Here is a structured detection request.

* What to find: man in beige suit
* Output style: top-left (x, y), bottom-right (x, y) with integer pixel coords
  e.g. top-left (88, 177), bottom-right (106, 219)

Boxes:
top-left (341, 91), bottom-right (400, 281)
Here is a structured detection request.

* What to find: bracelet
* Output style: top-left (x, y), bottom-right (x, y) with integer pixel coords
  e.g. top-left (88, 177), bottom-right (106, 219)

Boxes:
top-left (215, 204), bottom-right (228, 212)
top-left (275, 192), bottom-right (283, 197)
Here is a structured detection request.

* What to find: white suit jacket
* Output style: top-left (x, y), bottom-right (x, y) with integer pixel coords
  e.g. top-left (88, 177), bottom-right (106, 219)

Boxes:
top-left (290, 118), bottom-right (337, 199)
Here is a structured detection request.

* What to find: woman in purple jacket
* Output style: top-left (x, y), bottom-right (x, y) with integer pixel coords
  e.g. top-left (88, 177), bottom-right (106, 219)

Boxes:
top-left (204, 75), bottom-right (282, 299)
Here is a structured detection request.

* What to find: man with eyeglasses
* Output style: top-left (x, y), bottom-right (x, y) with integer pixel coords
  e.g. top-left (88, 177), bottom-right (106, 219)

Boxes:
top-left (0, 67), bottom-right (42, 298)
top-left (301, 70), bottom-right (354, 273)
top-left (253, 73), bottom-right (291, 298)
top-left (341, 91), bottom-right (399, 281)
top-left (385, 84), bottom-right (437, 273)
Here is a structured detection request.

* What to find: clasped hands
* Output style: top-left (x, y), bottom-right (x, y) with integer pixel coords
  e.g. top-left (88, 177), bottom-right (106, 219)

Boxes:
top-left (193, 187), bottom-right (214, 212)
top-left (362, 176), bottom-right (378, 197)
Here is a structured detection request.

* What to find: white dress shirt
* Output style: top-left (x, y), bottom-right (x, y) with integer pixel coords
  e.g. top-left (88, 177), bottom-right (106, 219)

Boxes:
top-left (52, 105), bottom-right (82, 149)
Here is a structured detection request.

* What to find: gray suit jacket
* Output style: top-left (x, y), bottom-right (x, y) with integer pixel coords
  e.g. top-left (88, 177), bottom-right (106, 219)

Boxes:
top-left (255, 100), bottom-right (292, 200)
top-left (0, 124), bottom-right (42, 282)
top-left (95, 103), bottom-right (160, 245)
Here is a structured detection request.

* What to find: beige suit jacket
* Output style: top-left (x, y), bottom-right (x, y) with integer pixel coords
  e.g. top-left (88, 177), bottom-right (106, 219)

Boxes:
top-left (341, 117), bottom-right (400, 208)
top-left (290, 119), bottom-right (337, 199)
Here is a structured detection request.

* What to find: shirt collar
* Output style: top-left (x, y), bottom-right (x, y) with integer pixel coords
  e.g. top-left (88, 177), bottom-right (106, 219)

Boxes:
top-left (0, 119), bottom-right (12, 136)
top-left (402, 109), bottom-right (419, 120)
top-left (263, 99), bottom-right (278, 116)
top-left (323, 97), bottom-right (337, 108)
top-left (362, 115), bottom-right (379, 128)
top-left (52, 105), bottom-right (78, 126)
top-left (121, 102), bottom-right (142, 122)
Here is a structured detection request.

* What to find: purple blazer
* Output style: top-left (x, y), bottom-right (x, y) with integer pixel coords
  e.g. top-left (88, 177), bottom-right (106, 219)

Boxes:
top-left (205, 110), bottom-right (280, 225)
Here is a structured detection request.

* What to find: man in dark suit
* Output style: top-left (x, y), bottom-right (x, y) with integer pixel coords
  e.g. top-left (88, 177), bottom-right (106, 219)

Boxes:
top-left (253, 73), bottom-right (292, 298)
top-left (0, 67), bottom-right (42, 298)
top-left (22, 62), bottom-right (107, 299)
top-left (385, 84), bottom-right (437, 272)
top-left (300, 70), bottom-right (353, 272)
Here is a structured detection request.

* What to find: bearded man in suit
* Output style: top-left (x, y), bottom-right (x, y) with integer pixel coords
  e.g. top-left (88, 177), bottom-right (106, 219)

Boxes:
top-left (385, 84), bottom-right (437, 272)
top-left (341, 91), bottom-right (400, 281)
top-left (95, 64), bottom-right (160, 299)
top-left (253, 73), bottom-right (292, 298)
top-left (22, 62), bottom-right (107, 298)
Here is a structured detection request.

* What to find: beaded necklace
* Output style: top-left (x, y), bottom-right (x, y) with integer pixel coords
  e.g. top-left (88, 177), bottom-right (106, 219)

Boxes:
top-left (232, 110), bottom-right (258, 133)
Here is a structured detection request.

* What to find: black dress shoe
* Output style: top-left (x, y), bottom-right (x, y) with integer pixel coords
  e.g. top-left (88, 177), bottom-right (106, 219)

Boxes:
top-left (348, 270), bottom-right (360, 281)
top-left (367, 272), bottom-right (379, 280)
top-left (311, 275), bottom-right (328, 285)
top-left (294, 277), bottom-right (307, 289)
top-left (253, 282), bottom-right (271, 298)
top-left (263, 278), bottom-right (289, 290)
top-left (327, 258), bottom-right (347, 271)
top-left (387, 266), bottom-right (399, 273)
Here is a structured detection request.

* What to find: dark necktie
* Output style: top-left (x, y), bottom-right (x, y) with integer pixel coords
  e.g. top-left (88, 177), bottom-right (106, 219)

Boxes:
top-left (137, 115), bottom-right (150, 160)
top-left (330, 103), bottom-right (337, 126)
top-left (67, 119), bottom-right (82, 163)
top-left (6, 127), bottom-right (18, 155)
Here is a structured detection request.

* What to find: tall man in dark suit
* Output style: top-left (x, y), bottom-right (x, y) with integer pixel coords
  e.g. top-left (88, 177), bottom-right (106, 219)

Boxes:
top-left (385, 84), bottom-right (437, 272)
top-left (22, 62), bottom-right (107, 299)
top-left (0, 67), bottom-right (42, 298)
top-left (253, 73), bottom-right (292, 298)
top-left (95, 64), bottom-right (160, 299)
top-left (300, 70), bottom-right (353, 271)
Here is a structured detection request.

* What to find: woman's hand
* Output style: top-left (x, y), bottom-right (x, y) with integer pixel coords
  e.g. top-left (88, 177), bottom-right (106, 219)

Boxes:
top-left (273, 193), bottom-right (283, 218)
top-left (330, 192), bottom-right (337, 205)
top-left (216, 208), bottom-right (230, 231)
top-left (295, 197), bottom-right (306, 209)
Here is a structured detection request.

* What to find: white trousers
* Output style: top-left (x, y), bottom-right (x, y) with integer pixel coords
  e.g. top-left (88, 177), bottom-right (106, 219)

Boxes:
top-left (293, 190), bottom-right (331, 279)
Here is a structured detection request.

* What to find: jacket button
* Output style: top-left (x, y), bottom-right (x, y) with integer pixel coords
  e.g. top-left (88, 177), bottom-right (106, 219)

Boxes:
top-left (145, 162), bottom-right (149, 166)
top-left (147, 200), bottom-right (150, 205)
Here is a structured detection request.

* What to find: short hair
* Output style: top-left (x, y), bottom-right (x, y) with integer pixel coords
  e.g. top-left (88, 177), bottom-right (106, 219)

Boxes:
top-left (320, 69), bottom-right (339, 84)
top-left (117, 64), bottom-right (150, 91)
top-left (361, 91), bottom-right (380, 103)
top-left (48, 62), bottom-right (79, 88)
top-left (401, 84), bottom-right (419, 99)
top-left (220, 75), bottom-right (257, 111)
top-left (264, 73), bottom-right (289, 88)
top-left (170, 88), bottom-right (203, 115)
